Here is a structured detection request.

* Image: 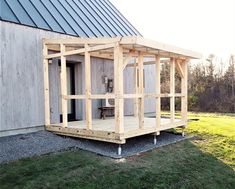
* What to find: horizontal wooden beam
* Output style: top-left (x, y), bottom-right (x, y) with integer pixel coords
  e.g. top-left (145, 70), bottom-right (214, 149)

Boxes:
top-left (144, 93), bottom-right (185, 98)
top-left (46, 125), bottom-right (125, 144)
top-left (45, 43), bottom-right (115, 59)
top-left (126, 59), bottom-right (170, 68)
top-left (64, 95), bottom-right (86, 100)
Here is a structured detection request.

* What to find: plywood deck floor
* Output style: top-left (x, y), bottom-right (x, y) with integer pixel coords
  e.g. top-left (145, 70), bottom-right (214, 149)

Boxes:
top-left (46, 116), bottom-right (186, 144)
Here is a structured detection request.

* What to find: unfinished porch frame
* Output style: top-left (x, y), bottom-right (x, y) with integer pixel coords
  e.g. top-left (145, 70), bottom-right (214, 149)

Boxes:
top-left (43, 36), bottom-right (200, 144)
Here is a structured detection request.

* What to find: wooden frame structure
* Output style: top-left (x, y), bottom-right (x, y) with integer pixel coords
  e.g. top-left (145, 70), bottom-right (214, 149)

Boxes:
top-left (43, 36), bottom-right (201, 144)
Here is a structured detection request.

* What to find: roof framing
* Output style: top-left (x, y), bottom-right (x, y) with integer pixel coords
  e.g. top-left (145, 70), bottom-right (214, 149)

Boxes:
top-left (44, 36), bottom-right (202, 59)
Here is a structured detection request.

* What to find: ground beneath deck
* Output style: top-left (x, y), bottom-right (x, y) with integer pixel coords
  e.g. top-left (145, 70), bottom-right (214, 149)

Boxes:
top-left (0, 130), bottom-right (191, 163)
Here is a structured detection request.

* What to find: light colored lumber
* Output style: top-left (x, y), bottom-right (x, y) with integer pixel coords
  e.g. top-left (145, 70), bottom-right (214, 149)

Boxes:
top-left (45, 116), bottom-right (186, 144)
top-left (170, 58), bottom-right (175, 123)
top-left (155, 55), bottom-right (161, 131)
top-left (122, 54), bottom-right (133, 70)
top-left (181, 59), bottom-right (188, 123)
top-left (134, 58), bottom-right (138, 117)
top-left (144, 93), bottom-right (184, 98)
top-left (60, 44), bottom-right (68, 127)
top-left (43, 44), bottom-right (50, 126)
top-left (64, 95), bottom-right (86, 100)
top-left (175, 59), bottom-right (185, 78)
top-left (120, 36), bottom-right (202, 59)
top-left (138, 53), bottom-right (144, 129)
top-left (114, 43), bottom-right (124, 134)
top-left (85, 44), bottom-right (92, 130)
top-left (125, 59), bottom-right (170, 68)
top-left (46, 125), bottom-right (125, 144)
top-left (123, 94), bottom-right (142, 99)
top-left (45, 43), bottom-right (115, 59)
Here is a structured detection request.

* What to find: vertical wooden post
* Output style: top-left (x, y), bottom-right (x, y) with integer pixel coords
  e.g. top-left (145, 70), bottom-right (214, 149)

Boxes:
top-left (138, 53), bottom-right (144, 129)
top-left (155, 55), bottom-right (161, 130)
top-left (85, 44), bottom-right (92, 130)
top-left (114, 43), bottom-right (124, 134)
top-left (181, 59), bottom-right (188, 124)
top-left (60, 44), bottom-right (68, 127)
top-left (170, 58), bottom-right (175, 123)
top-left (43, 43), bottom-right (50, 126)
top-left (134, 58), bottom-right (138, 117)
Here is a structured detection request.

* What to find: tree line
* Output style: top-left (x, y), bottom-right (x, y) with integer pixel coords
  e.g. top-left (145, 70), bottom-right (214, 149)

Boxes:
top-left (160, 54), bottom-right (235, 113)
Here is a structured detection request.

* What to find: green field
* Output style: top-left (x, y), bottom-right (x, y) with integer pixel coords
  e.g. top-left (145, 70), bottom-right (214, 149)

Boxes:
top-left (0, 113), bottom-right (235, 189)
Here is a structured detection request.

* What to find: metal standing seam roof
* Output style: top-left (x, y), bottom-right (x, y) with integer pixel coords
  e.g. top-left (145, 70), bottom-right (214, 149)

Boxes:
top-left (0, 0), bottom-right (142, 37)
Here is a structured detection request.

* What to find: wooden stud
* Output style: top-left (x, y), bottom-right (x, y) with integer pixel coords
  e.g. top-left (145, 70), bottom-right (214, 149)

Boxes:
top-left (170, 58), bottom-right (175, 123)
top-left (85, 44), bottom-right (92, 130)
top-left (138, 53), bottom-right (144, 129)
top-left (114, 43), bottom-right (124, 134)
top-left (60, 44), bottom-right (68, 127)
top-left (155, 55), bottom-right (161, 131)
top-left (181, 60), bottom-right (188, 123)
top-left (134, 58), bottom-right (138, 117)
top-left (43, 43), bottom-right (50, 126)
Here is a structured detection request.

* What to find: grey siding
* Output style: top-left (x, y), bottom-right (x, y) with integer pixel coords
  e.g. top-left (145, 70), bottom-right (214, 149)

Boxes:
top-left (0, 21), bottom-right (155, 135)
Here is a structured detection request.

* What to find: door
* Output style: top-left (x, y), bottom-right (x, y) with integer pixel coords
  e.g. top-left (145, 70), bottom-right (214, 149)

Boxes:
top-left (59, 62), bottom-right (76, 122)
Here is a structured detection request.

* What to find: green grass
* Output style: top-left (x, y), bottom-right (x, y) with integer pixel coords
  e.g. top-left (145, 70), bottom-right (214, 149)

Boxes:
top-left (0, 113), bottom-right (235, 189)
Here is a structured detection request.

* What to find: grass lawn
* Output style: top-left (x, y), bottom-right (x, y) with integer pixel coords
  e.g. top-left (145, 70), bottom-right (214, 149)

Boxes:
top-left (0, 112), bottom-right (235, 189)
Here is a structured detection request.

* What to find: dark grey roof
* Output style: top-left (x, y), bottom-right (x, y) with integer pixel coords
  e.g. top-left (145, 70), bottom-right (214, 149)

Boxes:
top-left (0, 0), bottom-right (141, 37)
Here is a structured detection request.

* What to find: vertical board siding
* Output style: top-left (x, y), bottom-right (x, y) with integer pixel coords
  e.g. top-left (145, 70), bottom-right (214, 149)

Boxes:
top-left (0, 22), bottom-right (153, 133)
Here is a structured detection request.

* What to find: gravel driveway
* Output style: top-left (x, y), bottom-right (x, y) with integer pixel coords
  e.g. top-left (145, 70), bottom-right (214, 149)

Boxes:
top-left (0, 130), bottom-right (190, 164)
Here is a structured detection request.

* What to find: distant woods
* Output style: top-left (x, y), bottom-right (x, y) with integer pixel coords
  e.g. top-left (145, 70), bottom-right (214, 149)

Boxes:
top-left (160, 54), bottom-right (235, 113)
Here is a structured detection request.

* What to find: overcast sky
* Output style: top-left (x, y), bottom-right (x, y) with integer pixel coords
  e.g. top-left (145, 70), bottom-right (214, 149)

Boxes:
top-left (111, 0), bottom-right (235, 60)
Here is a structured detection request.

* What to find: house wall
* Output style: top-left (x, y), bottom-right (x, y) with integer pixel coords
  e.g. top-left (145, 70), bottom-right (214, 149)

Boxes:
top-left (0, 21), bottom-right (155, 137)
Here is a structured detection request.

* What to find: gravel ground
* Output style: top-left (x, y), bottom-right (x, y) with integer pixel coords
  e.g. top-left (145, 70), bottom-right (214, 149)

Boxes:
top-left (0, 131), bottom-right (191, 164)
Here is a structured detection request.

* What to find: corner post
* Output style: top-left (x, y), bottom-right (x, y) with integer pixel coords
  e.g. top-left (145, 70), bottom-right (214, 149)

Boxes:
top-left (170, 58), bottom-right (175, 123)
top-left (60, 43), bottom-right (68, 127)
top-left (43, 42), bottom-right (50, 126)
top-left (155, 55), bottom-right (161, 130)
top-left (85, 44), bottom-right (92, 130)
top-left (138, 53), bottom-right (144, 129)
top-left (181, 59), bottom-right (188, 124)
top-left (114, 43), bottom-right (124, 134)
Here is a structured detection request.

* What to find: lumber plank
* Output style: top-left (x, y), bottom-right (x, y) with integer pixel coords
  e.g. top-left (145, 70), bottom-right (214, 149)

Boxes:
top-left (85, 44), bottom-right (92, 130)
top-left (170, 58), bottom-right (175, 123)
top-left (155, 55), bottom-right (161, 131)
top-left (181, 60), bottom-right (188, 123)
top-left (138, 53), bottom-right (144, 129)
top-left (114, 43), bottom-right (124, 134)
top-left (43, 44), bottom-right (50, 126)
top-left (60, 44), bottom-right (68, 127)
